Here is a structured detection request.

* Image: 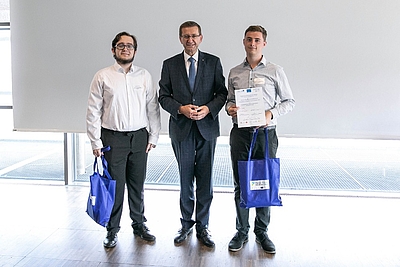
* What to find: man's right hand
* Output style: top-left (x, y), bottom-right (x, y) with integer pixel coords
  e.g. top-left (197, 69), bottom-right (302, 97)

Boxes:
top-left (179, 104), bottom-right (200, 119)
top-left (93, 149), bottom-right (102, 157)
top-left (227, 105), bottom-right (239, 117)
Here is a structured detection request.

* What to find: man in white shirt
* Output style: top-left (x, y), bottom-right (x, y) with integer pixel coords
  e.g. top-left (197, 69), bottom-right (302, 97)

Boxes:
top-left (87, 31), bottom-right (161, 248)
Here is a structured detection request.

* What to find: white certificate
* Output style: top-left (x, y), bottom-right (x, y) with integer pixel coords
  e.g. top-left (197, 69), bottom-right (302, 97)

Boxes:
top-left (235, 87), bottom-right (265, 128)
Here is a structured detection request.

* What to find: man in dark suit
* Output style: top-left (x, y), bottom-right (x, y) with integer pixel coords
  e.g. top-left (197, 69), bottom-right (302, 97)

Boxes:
top-left (159, 21), bottom-right (227, 248)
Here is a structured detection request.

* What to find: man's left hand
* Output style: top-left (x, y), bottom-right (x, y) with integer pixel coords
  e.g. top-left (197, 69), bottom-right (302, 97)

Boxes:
top-left (190, 105), bottom-right (209, 120)
top-left (146, 143), bottom-right (156, 153)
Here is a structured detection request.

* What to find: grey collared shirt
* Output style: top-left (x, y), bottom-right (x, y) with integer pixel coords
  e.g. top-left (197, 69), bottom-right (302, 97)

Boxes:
top-left (225, 57), bottom-right (295, 126)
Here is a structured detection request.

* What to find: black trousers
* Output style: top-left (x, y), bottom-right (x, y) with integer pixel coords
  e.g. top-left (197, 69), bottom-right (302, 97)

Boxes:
top-left (229, 125), bottom-right (278, 235)
top-left (171, 123), bottom-right (216, 231)
top-left (101, 127), bottom-right (148, 234)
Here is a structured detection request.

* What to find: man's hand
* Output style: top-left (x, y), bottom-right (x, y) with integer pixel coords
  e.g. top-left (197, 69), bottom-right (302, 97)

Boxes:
top-left (179, 104), bottom-right (209, 120)
top-left (146, 143), bottom-right (156, 153)
top-left (93, 149), bottom-right (102, 157)
top-left (190, 105), bottom-right (209, 120)
top-left (263, 110), bottom-right (273, 128)
top-left (179, 104), bottom-right (199, 118)
top-left (227, 105), bottom-right (239, 117)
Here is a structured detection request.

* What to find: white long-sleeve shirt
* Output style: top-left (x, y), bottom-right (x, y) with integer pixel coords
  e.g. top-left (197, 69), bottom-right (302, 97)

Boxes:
top-left (86, 62), bottom-right (161, 150)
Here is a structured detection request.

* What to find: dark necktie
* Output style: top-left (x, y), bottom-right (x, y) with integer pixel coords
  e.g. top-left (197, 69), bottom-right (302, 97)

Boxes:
top-left (188, 57), bottom-right (196, 91)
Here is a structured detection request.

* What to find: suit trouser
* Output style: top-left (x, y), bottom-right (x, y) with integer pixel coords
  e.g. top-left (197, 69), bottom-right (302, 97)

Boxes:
top-left (229, 125), bottom-right (278, 235)
top-left (101, 127), bottom-right (148, 234)
top-left (171, 123), bottom-right (216, 231)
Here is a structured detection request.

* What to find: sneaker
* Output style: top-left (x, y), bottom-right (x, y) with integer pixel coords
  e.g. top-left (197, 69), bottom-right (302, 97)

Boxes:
top-left (255, 232), bottom-right (276, 254)
top-left (133, 223), bottom-right (156, 242)
top-left (228, 232), bottom-right (248, 252)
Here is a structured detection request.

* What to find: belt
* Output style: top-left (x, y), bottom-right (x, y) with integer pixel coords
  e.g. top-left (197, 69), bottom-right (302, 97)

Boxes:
top-left (233, 123), bottom-right (276, 132)
top-left (101, 127), bottom-right (145, 136)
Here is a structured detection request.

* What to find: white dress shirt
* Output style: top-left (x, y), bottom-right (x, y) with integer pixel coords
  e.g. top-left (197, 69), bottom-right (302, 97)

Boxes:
top-left (86, 62), bottom-right (161, 150)
top-left (184, 51), bottom-right (198, 76)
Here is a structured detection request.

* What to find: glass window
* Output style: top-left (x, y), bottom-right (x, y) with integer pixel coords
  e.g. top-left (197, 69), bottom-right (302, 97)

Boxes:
top-left (0, 0), bottom-right (10, 106)
top-left (0, 0), bottom-right (10, 23)
top-left (0, 24), bottom-right (11, 106)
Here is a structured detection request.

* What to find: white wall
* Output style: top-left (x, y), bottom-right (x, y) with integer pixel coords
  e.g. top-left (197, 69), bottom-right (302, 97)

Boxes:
top-left (11, 0), bottom-right (400, 139)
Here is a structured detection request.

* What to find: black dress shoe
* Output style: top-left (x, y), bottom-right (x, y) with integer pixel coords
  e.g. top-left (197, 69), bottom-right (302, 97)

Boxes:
top-left (196, 229), bottom-right (215, 248)
top-left (174, 227), bottom-right (193, 244)
top-left (103, 232), bottom-right (118, 248)
top-left (133, 223), bottom-right (156, 242)
top-left (228, 232), bottom-right (248, 252)
top-left (256, 232), bottom-right (276, 254)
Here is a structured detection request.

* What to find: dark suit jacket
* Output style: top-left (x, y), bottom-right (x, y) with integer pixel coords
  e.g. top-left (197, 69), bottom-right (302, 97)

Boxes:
top-left (159, 51), bottom-right (228, 142)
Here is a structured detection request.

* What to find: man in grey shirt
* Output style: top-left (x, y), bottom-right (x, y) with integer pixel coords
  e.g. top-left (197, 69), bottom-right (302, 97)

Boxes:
top-left (225, 25), bottom-right (295, 253)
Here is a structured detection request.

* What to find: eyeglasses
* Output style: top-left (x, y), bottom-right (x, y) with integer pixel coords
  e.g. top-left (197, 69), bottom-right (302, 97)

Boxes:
top-left (115, 43), bottom-right (135, 50)
top-left (181, 34), bottom-right (201, 40)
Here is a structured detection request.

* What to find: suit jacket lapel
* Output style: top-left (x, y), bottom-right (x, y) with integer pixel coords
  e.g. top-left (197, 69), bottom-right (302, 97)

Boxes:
top-left (193, 51), bottom-right (205, 93)
top-left (178, 52), bottom-right (190, 89)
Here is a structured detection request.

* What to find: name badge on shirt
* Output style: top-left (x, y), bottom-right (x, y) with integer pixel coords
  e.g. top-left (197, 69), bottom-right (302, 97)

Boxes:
top-left (254, 78), bottom-right (265, 85)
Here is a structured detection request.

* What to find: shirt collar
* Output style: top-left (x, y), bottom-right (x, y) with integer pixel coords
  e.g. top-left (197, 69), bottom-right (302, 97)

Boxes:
top-left (243, 55), bottom-right (267, 68)
top-left (113, 62), bottom-right (134, 73)
top-left (184, 51), bottom-right (199, 63)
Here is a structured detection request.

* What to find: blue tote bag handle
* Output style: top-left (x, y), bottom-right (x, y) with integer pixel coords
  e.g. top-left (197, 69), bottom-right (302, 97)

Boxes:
top-left (93, 146), bottom-right (112, 180)
top-left (247, 128), bottom-right (270, 161)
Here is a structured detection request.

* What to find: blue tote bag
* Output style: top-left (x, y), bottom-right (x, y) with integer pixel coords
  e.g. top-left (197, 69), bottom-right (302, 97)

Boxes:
top-left (238, 128), bottom-right (282, 208)
top-left (86, 146), bottom-right (116, 227)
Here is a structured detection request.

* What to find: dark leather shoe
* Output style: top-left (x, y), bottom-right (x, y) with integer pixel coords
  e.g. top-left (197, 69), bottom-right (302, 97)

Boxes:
top-left (256, 232), bottom-right (276, 254)
top-left (174, 227), bottom-right (193, 244)
top-left (228, 232), bottom-right (248, 252)
top-left (103, 232), bottom-right (118, 248)
top-left (196, 229), bottom-right (215, 248)
top-left (133, 223), bottom-right (156, 242)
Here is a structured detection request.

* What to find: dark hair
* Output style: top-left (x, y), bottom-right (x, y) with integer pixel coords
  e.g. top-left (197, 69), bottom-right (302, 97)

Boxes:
top-left (245, 25), bottom-right (267, 41)
top-left (179, 21), bottom-right (202, 37)
top-left (112, 31), bottom-right (137, 51)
